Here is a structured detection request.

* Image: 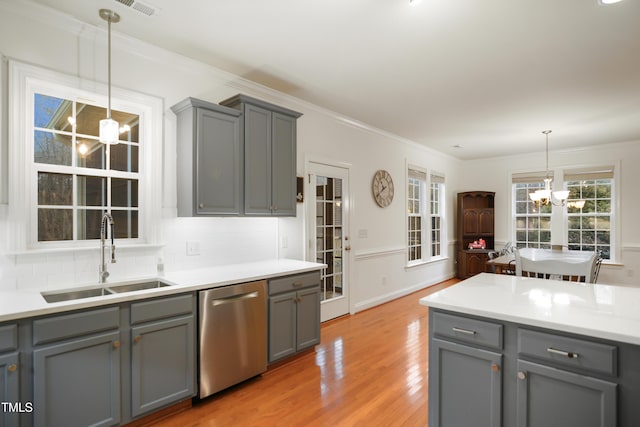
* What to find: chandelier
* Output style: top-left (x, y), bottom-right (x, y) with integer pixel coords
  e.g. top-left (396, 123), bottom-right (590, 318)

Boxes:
top-left (528, 130), bottom-right (570, 208)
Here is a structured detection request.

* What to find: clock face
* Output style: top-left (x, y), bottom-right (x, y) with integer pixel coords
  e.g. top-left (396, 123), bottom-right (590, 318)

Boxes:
top-left (372, 170), bottom-right (394, 208)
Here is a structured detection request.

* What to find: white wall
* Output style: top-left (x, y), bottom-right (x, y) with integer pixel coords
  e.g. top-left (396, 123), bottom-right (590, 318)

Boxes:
top-left (459, 141), bottom-right (640, 286)
top-left (0, 1), bottom-right (459, 311)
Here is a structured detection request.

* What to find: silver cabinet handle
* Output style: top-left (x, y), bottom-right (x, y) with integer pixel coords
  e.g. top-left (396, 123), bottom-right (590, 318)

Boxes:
top-left (547, 347), bottom-right (579, 359)
top-left (452, 327), bottom-right (476, 335)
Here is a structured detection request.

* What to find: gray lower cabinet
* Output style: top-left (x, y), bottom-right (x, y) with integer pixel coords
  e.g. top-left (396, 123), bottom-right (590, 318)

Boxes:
top-left (429, 309), bottom-right (638, 426)
top-left (268, 272), bottom-right (321, 363)
top-left (23, 293), bottom-right (196, 426)
top-left (515, 328), bottom-right (617, 427)
top-left (129, 294), bottom-right (196, 418)
top-left (429, 312), bottom-right (503, 427)
top-left (431, 339), bottom-right (502, 427)
top-left (516, 360), bottom-right (616, 427)
top-left (172, 97), bottom-right (243, 216)
top-left (220, 94), bottom-right (302, 217)
top-left (0, 324), bottom-right (20, 427)
top-left (32, 307), bottom-right (121, 427)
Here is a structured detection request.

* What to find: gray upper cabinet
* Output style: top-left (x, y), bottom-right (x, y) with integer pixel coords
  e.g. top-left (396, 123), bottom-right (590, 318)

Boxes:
top-left (172, 98), bottom-right (243, 216)
top-left (220, 94), bottom-right (302, 217)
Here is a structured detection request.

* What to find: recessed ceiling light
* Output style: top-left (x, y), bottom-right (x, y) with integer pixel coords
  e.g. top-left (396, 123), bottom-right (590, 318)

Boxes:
top-left (598, 0), bottom-right (623, 4)
top-left (409, 0), bottom-right (422, 5)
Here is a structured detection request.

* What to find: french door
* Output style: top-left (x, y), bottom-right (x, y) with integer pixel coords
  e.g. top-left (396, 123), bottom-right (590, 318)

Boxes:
top-left (306, 162), bottom-right (350, 322)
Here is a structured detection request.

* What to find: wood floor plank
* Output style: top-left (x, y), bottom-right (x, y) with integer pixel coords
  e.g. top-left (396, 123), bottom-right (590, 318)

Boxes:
top-left (149, 279), bottom-right (458, 427)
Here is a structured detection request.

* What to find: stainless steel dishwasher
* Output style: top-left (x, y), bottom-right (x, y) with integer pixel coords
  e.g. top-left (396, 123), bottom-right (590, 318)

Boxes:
top-left (198, 280), bottom-right (267, 398)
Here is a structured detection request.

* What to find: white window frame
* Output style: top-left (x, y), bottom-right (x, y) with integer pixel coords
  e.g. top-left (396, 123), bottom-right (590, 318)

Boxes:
top-left (430, 174), bottom-right (446, 259)
top-left (406, 164), bottom-right (447, 267)
top-left (510, 163), bottom-right (620, 263)
top-left (7, 60), bottom-right (162, 252)
top-left (407, 168), bottom-right (426, 265)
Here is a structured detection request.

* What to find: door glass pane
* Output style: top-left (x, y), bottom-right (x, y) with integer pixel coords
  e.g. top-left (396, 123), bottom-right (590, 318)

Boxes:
top-left (316, 176), bottom-right (343, 302)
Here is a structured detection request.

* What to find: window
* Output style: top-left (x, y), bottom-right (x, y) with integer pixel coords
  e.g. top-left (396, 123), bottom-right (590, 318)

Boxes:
top-left (430, 174), bottom-right (445, 257)
top-left (9, 60), bottom-right (162, 251)
top-left (34, 93), bottom-right (140, 241)
top-left (565, 168), bottom-right (614, 260)
top-left (513, 180), bottom-right (552, 249)
top-left (407, 167), bottom-right (446, 264)
top-left (511, 166), bottom-right (616, 261)
top-left (407, 169), bottom-right (425, 262)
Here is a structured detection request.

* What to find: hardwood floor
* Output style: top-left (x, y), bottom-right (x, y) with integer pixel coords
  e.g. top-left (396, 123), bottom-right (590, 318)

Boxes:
top-left (150, 279), bottom-right (459, 427)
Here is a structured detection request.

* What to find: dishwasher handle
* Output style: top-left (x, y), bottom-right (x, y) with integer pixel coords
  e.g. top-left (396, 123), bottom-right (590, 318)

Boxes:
top-left (211, 291), bottom-right (260, 306)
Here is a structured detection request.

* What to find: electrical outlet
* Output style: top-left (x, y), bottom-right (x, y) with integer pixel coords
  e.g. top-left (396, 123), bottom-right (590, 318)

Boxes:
top-left (186, 240), bottom-right (200, 256)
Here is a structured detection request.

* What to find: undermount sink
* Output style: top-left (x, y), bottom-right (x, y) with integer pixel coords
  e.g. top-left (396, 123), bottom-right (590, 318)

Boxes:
top-left (41, 280), bottom-right (172, 303)
top-left (106, 280), bottom-right (171, 293)
top-left (41, 287), bottom-right (114, 303)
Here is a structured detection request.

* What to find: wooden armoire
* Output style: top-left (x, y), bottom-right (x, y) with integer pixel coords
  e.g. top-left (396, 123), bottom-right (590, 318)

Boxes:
top-left (457, 191), bottom-right (495, 279)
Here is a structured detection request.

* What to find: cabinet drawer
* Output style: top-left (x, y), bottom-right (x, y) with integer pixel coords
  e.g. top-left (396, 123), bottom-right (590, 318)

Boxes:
top-left (131, 293), bottom-right (195, 325)
top-left (0, 324), bottom-right (18, 352)
top-left (517, 328), bottom-right (617, 377)
top-left (432, 311), bottom-right (503, 350)
top-left (33, 307), bottom-right (120, 345)
top-left (269, 272), bottom-right (320, 295)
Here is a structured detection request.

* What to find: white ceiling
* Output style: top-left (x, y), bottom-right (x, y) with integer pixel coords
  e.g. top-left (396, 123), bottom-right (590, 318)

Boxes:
top-left (28, 0), bottom-right (640, 160)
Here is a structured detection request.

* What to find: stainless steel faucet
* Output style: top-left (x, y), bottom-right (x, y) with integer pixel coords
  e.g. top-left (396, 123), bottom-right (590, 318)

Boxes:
top-left (99, 212), bottom-right (116, 283)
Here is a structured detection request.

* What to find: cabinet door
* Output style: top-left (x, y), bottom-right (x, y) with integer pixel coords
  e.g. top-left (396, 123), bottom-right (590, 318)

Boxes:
top-left (463, 209), bottom-right (479, 235)
top-left (33, 331), bottom-right (121, 427)
top-left (516, 360), bottom-right (616, 427)
top-left (196, 107), bottom-right (242, 215)
top-left (268, 292), bottom-right (297, 362)
top-left (296, 287), bottom-right (321, 351)
top-left (244, 104), bottom-right (272, 215)
top-left (271, 112), bottom-right (297, 216)
top-left (430, 338), bottom-right (502, 427)
top-left (0, 352), bottom-right (19, 427)
top-left (479, 209), bottom-right (494, 235)
top-left (130, 315), bottom-right (195, 418)
top-left (466, 253), bottom-right (488, 277)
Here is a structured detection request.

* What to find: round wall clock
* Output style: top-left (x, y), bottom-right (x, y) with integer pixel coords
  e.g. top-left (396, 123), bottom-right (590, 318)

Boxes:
top-left (372, 169), bottom-right (394, 208)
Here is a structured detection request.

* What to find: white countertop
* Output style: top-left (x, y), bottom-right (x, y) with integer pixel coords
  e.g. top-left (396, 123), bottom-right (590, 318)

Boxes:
top-left (0, 259), bottom-right (325, 322)
top-left (420, 273), bottom-right (640, 346)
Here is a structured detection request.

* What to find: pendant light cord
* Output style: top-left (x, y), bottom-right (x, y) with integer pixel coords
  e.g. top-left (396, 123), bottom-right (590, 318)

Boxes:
top-left (107, 16), bottom-right (112, 120)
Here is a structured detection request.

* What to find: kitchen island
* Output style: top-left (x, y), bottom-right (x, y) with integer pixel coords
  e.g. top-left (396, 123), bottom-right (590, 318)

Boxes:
top-left (420, 273), bottom-right (640, 427)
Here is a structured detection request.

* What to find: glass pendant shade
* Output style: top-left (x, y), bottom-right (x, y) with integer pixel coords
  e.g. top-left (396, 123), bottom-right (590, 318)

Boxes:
top-left (99, 118), bottom-right (119, 145)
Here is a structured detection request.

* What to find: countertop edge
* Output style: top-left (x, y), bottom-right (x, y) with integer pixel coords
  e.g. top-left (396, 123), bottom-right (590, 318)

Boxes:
top-left (0, 259), bottom-right (325, 322)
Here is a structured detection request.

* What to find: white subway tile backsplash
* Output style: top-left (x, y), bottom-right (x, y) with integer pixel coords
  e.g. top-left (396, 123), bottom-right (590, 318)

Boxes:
top-left (0, 215), bottom-right (282, 292)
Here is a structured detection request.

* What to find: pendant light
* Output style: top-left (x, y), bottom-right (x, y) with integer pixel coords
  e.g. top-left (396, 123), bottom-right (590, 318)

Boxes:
top-left (99, 9), bottom-right (120, 145)
top-left (528, 130), bottom-right (570, 208)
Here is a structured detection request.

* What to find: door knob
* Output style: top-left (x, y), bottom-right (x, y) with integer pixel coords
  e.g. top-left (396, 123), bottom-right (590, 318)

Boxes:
top-left (517, 371), bottom-right (526, 380)
top-left (7, 364), bottom-right (17, 373)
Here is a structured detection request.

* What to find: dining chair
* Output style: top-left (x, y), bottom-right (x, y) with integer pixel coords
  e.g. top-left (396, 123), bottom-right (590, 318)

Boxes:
top-left (515, 249), bottom-right (598, 283)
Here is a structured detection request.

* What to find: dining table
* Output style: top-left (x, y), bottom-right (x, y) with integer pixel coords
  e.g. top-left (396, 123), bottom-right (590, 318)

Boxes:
top-left (486, 247), bottom-right (596, 275)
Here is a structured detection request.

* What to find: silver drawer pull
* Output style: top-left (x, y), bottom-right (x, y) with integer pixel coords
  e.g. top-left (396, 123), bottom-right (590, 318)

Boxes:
top-left (452, 327), bottom-right (476, 335)
top-left (547, 347), bottom-right (579, 359)
top-left (292, 282), bottom-right (304, 287)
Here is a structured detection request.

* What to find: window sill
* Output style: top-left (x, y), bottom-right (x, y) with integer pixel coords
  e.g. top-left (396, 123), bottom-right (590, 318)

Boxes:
top-left (405, 256), bottom-right (449, 270)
